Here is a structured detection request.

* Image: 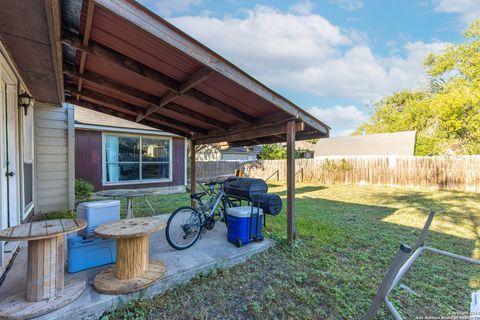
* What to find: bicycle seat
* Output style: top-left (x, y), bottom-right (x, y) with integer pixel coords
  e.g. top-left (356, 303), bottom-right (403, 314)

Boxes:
top-left (190, 192), bottom-right (207, 200)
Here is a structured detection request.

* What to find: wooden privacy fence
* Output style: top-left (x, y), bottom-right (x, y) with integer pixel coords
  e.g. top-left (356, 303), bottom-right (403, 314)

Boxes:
top-left (196, 156), bottom-right (480, 193)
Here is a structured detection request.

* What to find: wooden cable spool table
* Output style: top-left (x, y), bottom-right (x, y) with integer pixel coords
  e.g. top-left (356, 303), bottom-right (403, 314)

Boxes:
top-left (93, 217), bottom-right (166, 294)
top-left (0, 219), bottom-right (87, 320)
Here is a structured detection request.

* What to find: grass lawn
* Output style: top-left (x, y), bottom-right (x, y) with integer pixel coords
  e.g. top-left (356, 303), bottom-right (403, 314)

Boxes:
top-left (102, 184), bottom-right (479, 319)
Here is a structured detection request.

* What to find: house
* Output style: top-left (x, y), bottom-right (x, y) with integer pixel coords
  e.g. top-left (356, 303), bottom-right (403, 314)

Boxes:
top-left (295, 141), bottom-right (316, 158)
top-left (75, 106), bottom-right (187, 191)
top-left (196, 145), bottom-right (261, 161)
top-left (314, 131), bottom-right (416, 158)
top-left (0, 0), bottom-right (329, 287)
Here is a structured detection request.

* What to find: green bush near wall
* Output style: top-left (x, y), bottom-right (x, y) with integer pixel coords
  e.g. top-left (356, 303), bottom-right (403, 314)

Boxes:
top-left (32, 210), bottom-right (76, 221)
top-left (75, 178), bottom-right (94, 201)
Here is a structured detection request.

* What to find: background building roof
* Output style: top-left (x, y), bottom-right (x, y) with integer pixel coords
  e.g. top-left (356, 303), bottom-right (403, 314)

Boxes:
top-left (314, 131), bottom-right (417, 157)
top-left (75, 105), bottom-right (170, 133)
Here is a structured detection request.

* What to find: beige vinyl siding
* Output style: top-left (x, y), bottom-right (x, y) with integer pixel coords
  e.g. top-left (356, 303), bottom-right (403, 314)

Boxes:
top-left (34, 103), bottom-right (74, 213)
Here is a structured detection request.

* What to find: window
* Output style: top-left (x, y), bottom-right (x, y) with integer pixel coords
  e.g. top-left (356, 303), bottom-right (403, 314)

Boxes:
top-left (104, 134), bottom-right (171, 184)
top-left (22, 106), bottom-right (33, 214)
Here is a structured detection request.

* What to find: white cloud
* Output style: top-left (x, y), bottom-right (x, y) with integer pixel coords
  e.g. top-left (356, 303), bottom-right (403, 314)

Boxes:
top-left (308, 105), bottom-right (368, 136)
top-left (145, 0), bottom-right (203, 17)
top-left (170, 6), bottom-right (448, 103)
top-left (290, 1), bottom-right (315, 15)
top-left (433, 0), bottom-right (480, 24)
top-left (329, 0), bottom-right (363, 11)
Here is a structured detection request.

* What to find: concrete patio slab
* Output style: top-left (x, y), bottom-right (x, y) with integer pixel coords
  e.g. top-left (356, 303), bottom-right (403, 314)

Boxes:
top-left (0, 215), bottom-right (273, 320)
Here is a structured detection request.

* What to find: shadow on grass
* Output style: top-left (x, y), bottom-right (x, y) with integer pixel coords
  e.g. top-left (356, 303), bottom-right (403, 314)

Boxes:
top-left (273, 185), bottom-right (327, 197)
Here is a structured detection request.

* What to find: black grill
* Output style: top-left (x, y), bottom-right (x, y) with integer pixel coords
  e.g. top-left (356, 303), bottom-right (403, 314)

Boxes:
top-left (256, 194), bottom-right (282, 216)
top-left (224, 177), bottom-right (283, 215)
top-left (224, 177), bottom-right (268, 201)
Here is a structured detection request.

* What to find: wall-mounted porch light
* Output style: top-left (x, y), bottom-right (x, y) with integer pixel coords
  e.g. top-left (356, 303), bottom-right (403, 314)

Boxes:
top-left (18, 92), bottom-right (33, 115)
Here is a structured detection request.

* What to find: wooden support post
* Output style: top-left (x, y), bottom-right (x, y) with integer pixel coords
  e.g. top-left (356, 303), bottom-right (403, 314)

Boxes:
top-left (190, 141), bottom-right (197, 207)
top-left (286, 120), bottom-right (296, 242)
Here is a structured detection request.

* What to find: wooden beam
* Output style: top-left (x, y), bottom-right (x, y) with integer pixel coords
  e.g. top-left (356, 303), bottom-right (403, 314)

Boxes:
top-left (77, 0), bottom-right (95, 95)
top-left (65, 98), bottom-right (189, 137)
top-left (137, 67), bottom-right (212, 122)
top-left (286, 120), bottom-right (296, 243)
top-left (64, 64), bottom-right (229, 130)
top-left (62, 32), bottom-right (179, 91)
top-left (193, 121), bottom-right (304, 145)
top-left (64, 63), bottom-right (160, 104)
top-left (64, 84), bottom-right (208, 135)
top-left (96, 0), bottom-right (330, 134)
top-left (190, 140), bottom-right (196, 207)
top-left (183, 89), bottom-right (255, 124)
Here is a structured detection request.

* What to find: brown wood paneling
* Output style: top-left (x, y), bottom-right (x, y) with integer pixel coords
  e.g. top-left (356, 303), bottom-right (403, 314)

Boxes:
top-left (75, 129), bottom-right (102, 190)
top-left (75, 129), bottom-right (185, 191)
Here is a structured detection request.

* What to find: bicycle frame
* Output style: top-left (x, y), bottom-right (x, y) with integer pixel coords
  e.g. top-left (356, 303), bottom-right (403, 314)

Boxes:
top-left (196, 181), bottom-right (231, 223)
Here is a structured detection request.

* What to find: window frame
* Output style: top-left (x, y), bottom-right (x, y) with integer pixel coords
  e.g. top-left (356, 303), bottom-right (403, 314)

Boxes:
top-left (102, 132), bottom-right (173, 186)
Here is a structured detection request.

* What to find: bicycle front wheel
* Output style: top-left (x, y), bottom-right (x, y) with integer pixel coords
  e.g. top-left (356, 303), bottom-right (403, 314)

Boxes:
top-left (166, 206), bottom-right (202, 250)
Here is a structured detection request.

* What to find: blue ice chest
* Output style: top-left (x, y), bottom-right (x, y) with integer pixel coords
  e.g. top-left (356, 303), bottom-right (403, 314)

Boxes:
top-left (77, 200), bottom-right (120, 237)
top-left (227, 206), bottom-right (263, 247)
top-left (67, 235), bottom-right (116, 273)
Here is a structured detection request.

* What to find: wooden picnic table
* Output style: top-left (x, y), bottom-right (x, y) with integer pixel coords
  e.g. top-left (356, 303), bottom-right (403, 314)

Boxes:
top-left (0, 219), bottom-right (87, 319)
top-left (92, 217), bottom-right (166, 294)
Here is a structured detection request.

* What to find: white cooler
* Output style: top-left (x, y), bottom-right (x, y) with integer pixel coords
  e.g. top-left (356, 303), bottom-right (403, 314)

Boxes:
top-left (76, 200), bottom-right (120, 237)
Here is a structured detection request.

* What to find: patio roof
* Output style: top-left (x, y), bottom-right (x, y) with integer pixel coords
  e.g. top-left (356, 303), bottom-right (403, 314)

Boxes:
top-left (0, 0), bottom-right (328, 243)
top-left (59, 0), bottom-right (330, 146)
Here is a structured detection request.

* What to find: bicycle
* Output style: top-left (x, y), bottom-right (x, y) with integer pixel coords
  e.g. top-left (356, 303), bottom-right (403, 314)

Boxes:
top-left (165, 177), bottom-right (235, 250)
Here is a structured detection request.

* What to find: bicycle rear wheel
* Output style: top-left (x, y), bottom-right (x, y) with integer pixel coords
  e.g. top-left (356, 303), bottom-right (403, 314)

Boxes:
top-left (166, 206), bottom-right (202, 250)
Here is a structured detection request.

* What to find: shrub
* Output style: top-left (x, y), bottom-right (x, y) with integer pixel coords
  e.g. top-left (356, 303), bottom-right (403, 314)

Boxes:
top-left (33, 210), bottom-right (76, 221)
top-left (75, 178), bottom-right (94, 200)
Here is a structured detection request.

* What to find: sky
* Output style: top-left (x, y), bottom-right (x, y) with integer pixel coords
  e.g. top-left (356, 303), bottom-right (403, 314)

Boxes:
top-left (137, 0), bottom-right (479, 136)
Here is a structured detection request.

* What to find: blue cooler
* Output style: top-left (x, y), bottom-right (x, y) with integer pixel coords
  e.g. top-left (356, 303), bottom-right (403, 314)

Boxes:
top-left (77, 200), bottom-right (120, 237)
top-left (227, 206), bottom-right (263, 247)
top-left (67, 235), bottom-right (116, 273)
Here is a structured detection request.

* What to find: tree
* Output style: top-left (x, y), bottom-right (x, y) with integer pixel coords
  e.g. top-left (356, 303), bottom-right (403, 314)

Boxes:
top-left (258, 144), bottom-right (303, 160)
top-left (258, 144), bottom-right (287, 160)
top-left (356, 20), bottom-right (480, 155)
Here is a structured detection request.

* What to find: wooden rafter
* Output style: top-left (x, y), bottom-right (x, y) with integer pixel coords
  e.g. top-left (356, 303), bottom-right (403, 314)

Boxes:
top-left (193, 122), bottom-right (304, 145)
top-left (193, 111), bottom-right (296, 143)
top-left (63, 64), bottom-right (229, 130)
top-left (62, 33), bottom-right (255, 124)
top-left (66, 97), bottom-right (189, 137)
top-left (183, 90), bottom-right (254, 124)
top-left (64, 83), bottom-right (208, 135)
top-left (77, 0), bottom-right (95, 97)
top-left (137, 67), bottom-right (212, 122)
top-left (227, 130), bottom-right (324, 147)
top-left (63, 32), bottom-right (179, 91)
